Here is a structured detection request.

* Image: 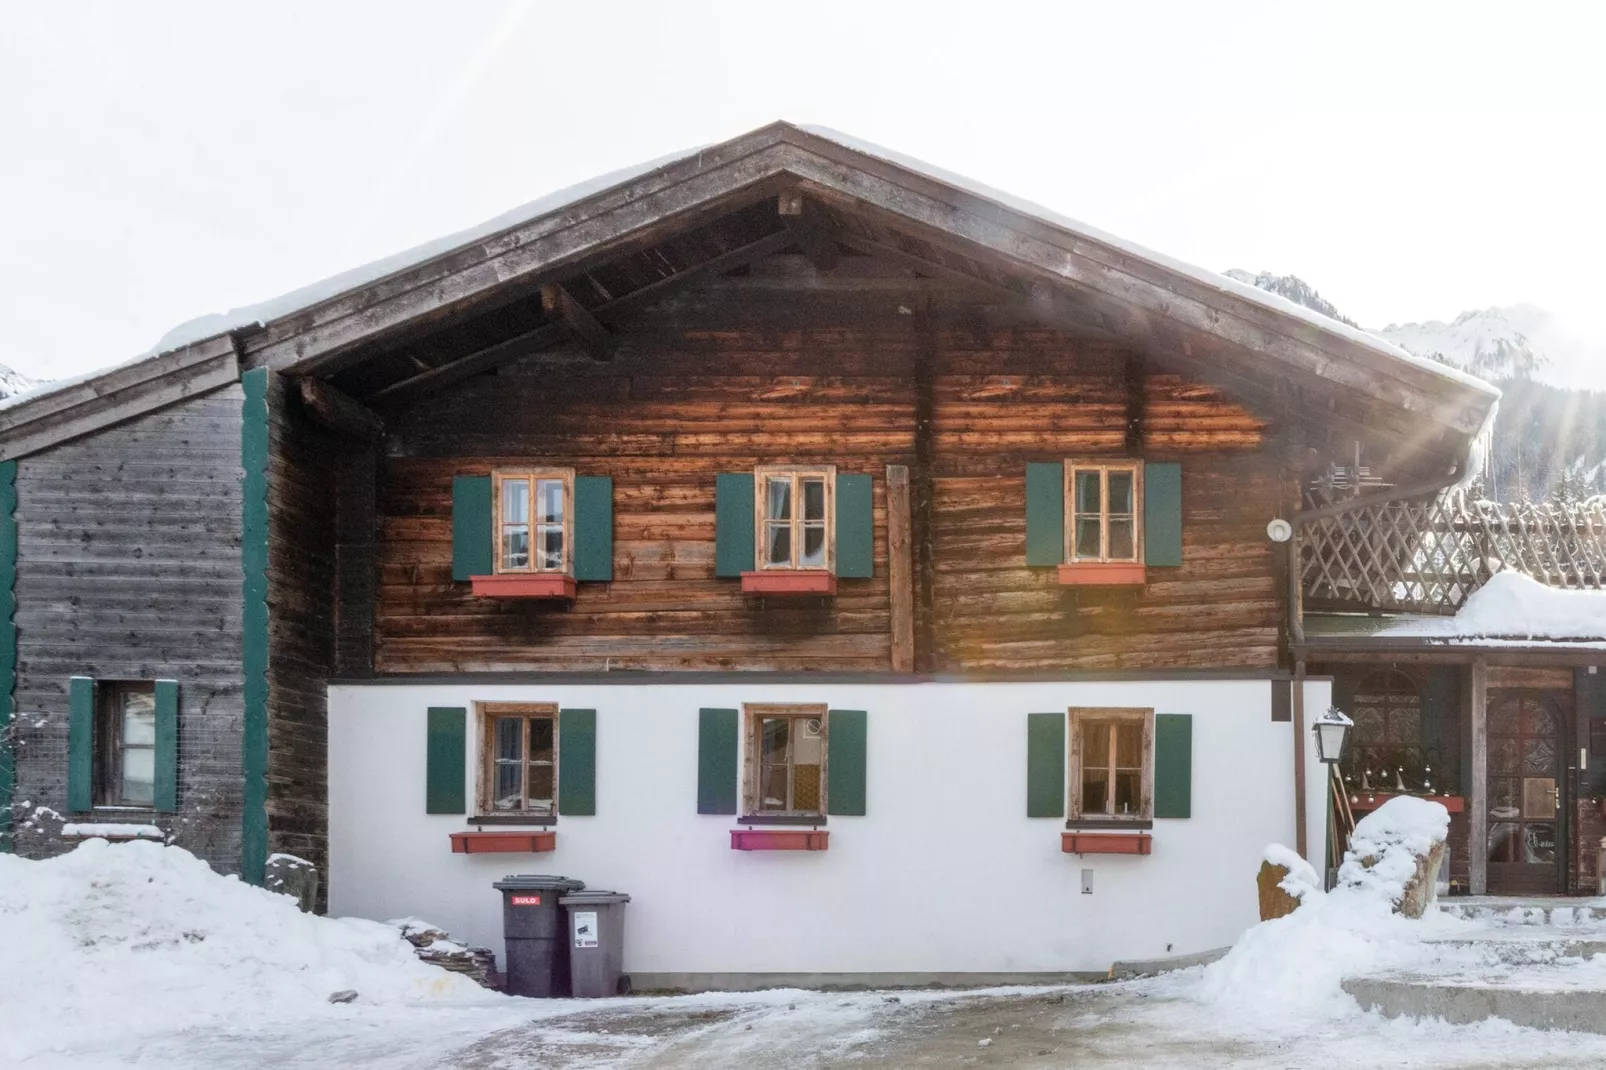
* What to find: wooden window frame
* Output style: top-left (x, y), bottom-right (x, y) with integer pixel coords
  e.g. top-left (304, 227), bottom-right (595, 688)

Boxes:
top-left (1065, 460), bottom-right (1144, 564)
top-left (754, 465), bottom-right (836, 572)
top-left (742, 703), bottom-right (829, 818)
top-left (95, 681), bottom-right (157, 810)
top-left (476, 702), bottom-right (559, 819)
top-left (1068, 707), bottom-right (1155, 822)
top-left (491, 468), bottom-right (574, 576)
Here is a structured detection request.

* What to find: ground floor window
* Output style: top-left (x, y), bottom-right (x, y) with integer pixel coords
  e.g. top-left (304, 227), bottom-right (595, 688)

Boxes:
top-left (97, 682), bottom-right (157, 808)
top-left (744, 704), bottom-right (828, 817)
top-left (1068, 707), bottom-right (1154, 821)
top-left (479, 703), bottom-right (558, 816)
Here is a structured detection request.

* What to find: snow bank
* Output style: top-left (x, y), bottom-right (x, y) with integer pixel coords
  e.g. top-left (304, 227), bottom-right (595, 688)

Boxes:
top-left (1339, 796), bottom-right (1451, 905)
top-left (1379, 570), bottom-right (1606, 641)
top-left (0, 840), bottom-right (499, 1062)
top-left (1263, 843), bottom-right (1321, 901)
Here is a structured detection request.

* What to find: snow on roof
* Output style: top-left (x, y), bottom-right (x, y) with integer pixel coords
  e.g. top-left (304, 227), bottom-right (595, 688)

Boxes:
top-left (1378, 570), bottom-right (1606, 642)
top-left (8, 122), bottom-right (1497, 420)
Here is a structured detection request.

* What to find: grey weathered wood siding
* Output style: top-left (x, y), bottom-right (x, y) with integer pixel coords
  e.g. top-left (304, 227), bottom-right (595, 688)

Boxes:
top-left (10, 386), bottom-right (246, 871)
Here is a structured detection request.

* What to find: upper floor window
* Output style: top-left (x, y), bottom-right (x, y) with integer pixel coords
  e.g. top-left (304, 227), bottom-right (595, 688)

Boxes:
top-left (756, 465), bottom-right (834, 571)
top-left (1067, 461), bottom-right (1142, 564)
top-left (98, 682), bottom-right (156, 808)
top-left (493, 469), bottom-right (573, 574)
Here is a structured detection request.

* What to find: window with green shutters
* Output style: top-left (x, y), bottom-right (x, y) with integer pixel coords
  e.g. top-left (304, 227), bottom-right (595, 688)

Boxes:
top-left (714, 469), bottom-right (874, 580)
top-left (452, 471), bottom-right (613, 583)
top-left (1024, 460), bottom-right (1183, 572)
top-left (435, 702), bottom-right (599, 819)
top-left (67, 677), bottom-right (180, 814)
top-left (697, 705), bottom-right (868, 819)
top-left (1026, 707), bottom-right (1192, 823)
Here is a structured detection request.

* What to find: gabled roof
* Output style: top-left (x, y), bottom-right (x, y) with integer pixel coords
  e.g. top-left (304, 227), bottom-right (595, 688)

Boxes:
top-left (0, 121), bottom-right (1499, 466)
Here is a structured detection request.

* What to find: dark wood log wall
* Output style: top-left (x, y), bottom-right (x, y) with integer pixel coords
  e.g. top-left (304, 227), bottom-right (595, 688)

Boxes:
top-left (10, 387), bottom-right (246, 871)
top-left (376, 282), bottom-right (1281, 674)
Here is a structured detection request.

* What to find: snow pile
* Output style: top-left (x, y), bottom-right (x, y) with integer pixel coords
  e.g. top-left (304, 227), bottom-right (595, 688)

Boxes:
top-left (0, 840), bottom-right (499, 1062)
top-left (1380, 570), bottom-right (1606, 641)
top-left (1338, 796), bottom-right (1451, 906)
top-left (1263, 843), bottom-right (1321, 901)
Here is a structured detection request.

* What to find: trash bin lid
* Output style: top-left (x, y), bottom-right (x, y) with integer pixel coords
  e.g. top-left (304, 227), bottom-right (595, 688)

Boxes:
top-left (559, 890), bottom-right (630, 905)
top-left (493, 874), bottom-right (586, 893)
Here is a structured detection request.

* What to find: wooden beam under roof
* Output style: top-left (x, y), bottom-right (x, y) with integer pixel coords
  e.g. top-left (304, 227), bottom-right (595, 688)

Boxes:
top-left (541, 283), bottom-right (616, 362)
top-left (295, 376), bottom-right (383, 442)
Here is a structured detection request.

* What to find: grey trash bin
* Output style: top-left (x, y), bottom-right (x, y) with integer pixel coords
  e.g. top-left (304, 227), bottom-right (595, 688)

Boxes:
top-left (492, 874), bottom-right (585, 997)
top-left (559, 890), bottom-right (631, 997)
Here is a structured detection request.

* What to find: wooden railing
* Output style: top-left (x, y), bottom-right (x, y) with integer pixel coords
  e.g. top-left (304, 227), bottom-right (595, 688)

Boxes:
top-left (1300, 496), bottom-right (1606, 615)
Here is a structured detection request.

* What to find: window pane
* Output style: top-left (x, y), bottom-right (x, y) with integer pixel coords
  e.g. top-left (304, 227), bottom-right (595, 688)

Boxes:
top-left (1107, 470), bottom-right (1133, 514)
top-left (1074, 517), bottom-right (1102, 560)
top-left (1075, 471), bottom-right (1101, 515)
top-left (1082, 721), bottom-right (1110, 767)
top-left (1108, 518), bottom-right (1134, 561)
top-left (1114, 771), bottom-right (1142, 815)
top-left (493, 763), bottom-right (523, 810)
top-left (495, 717), bottom-right (524, 762)
top-left (529, 718), bottom-right (554, 764)
top-left (536, 480), bottom-right (564, 525)
top-left (502, 527), bottom-right (529, 569)
top-left (800, 524), bottom-right (826, 567)
top-left (793, 763), bottom-right (822, 812)
top-left (760, 765), bottom-right (789, 810)
top-left (766, 523), bottom-right (791, 567)
top-left (760, 717), bottom-right (790, 763)
top-left (1082, 770), bottom-right (1110, 815)
top-left (766, 477), bottom-right (792, 521)
top-left (1115, 723), bottom-right (1143, 768)
top-left (527, 765), bottom-right (555, 809)
top-left (801, 478), bottom-right (826, 522)
top-left (122, 747), bottom-right (155, 806)
top-left (120, 690), bottom-right (156, 746)
top-left (538, 525), bottom-right (564, 569)
top-left (501, 479), bottom-right (529, 524)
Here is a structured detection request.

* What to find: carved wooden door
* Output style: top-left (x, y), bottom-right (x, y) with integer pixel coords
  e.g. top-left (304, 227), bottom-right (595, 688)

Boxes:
top-left (1487, 689), bottom-right (1568, 895)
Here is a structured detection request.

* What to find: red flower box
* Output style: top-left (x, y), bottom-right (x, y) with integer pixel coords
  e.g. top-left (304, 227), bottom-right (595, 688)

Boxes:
top-left (1062, 831), bottom-right (1152, 855)
top-left (730, 829), bottom-right (830, 851)
top-left (470, 574), bottom-right (577, 599)
top-left (1057, 563), bottom-right (1146, 586)
top-left (450, 831), bottom-right (557, 854)
top-left (741, 571), bottom-right (837, 596)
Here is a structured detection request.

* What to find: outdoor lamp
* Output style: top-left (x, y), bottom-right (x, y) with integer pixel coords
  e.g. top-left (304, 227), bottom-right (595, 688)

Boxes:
top-left (1313, 705), bottom-right (1353, 764)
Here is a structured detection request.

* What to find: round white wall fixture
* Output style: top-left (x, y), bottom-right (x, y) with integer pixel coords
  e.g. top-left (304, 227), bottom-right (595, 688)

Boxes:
top-left (1266, 518), bottom-right (1293, 543)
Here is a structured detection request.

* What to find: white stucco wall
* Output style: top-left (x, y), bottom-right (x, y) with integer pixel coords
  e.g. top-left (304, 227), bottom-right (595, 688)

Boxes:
top-left (327, 678), bottom-right (1330, 978)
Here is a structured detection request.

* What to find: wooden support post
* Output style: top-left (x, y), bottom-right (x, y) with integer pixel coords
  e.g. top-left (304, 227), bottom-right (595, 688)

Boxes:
top-left (295, 377), bottom-right (383, 442)
top-left (782, 216), bottom-right (840, 273)
top-left (1294, 658), bottom-right (1308, 860)
top-left (1124, 351), bottom-right (1146, 453)
top-left (886, 465), bottom-right (915, 673)
top-left (1470, 657), bottom-right (1489, 895)
top-left (541, 283), bottom-right (616, 362)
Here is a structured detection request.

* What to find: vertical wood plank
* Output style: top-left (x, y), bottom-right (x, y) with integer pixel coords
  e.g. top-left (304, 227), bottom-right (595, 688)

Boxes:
top-left (886, 465), bottom-right (914, 673)
top-left (1470, 658), bottom-right (1489, 896)
top-left (240, 367), bottom-right (270, 886)
top-left (0, 460), bottom-right (14, 848)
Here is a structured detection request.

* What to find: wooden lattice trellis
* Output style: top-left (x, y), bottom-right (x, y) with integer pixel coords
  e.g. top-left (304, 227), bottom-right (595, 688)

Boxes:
top-left (1300, 497), bottom-right (1606, 615)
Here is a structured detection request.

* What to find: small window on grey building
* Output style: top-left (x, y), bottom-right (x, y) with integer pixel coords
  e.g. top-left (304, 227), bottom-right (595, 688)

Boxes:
top-left (98, 682), bottom-right (157, 808)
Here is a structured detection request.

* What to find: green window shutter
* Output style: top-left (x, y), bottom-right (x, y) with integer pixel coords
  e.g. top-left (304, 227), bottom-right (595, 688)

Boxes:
top-left (68, 677), bottom-right (96, 813)
top-left (697, 707), bottom-right (739, 814)
top-left (826, 709), bottom-right (867, 815)
top-left (714, 474), bottom-right (755, 577)
top-left (1026, 712), bottom-right (1066, 818)
top-left (1025, 463), bottom-right (1065, 567)
top-left (425, 707), bottom-right (467, 814)
top-left (558, 708), bottom-right (597, 815)
top-left (451, 476), bottom-right (493, 581)
top-left (572, 476), bottom-right (613, 582)
top-left (1154, 713), bottom-right (1193, 818)
top-left (153, 679), bottom-right (179, 813)
top-left (834, 475), bottom-right (873, 579)
top-left (1144, 462), bottom-right (1183, 567)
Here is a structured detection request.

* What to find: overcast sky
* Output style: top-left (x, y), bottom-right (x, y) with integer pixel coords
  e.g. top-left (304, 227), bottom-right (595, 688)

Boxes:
top-left (3, 2), bottom-right (1603, 383)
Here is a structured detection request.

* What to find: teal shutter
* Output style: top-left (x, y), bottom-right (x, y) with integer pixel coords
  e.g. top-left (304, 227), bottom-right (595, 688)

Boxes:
top-left (714, 474), bottom-right (755, 577)
top-left (573, 476), bottom-right (613, 582)
top-left (558, 708), bottom-right (597, 815)
top-left (1026, 712), bottom-right (1066, 817)
top-left (697, 708), bottom-right (739, 814)
top-left (153, 679), bottom-right (179, 813)
top-left (1154, 713), bottom-right (1193, 818)
top-left (0, 459), bottom-right (15, 850)
top-left (451, 476), bottom-right (493, 581)
top-left (425, 707), bottom-right (467, 814)
top-left (834, 475), bottom-right (873, 579)
top-left (826, 710), bottom-right (867, 815)
top-left (1144, 462), bottom-right (1183, 567)
top-left (1025, 463), bottom-right (1065, 567)
top-left (68, 677), bottom-right (95, 812)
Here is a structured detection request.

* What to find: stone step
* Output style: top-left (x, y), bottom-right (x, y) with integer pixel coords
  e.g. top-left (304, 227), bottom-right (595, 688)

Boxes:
top-left (1440, 898), bottom-right (1606, 925)
top-left (1423, 935), bottom-right (1606, 964)
top-left (1344, 975), bottom-right (1606, 1035)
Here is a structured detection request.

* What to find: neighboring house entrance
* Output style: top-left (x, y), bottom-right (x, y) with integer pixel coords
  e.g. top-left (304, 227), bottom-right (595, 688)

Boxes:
top-left (1487, 688), bottom-right (1571, 895)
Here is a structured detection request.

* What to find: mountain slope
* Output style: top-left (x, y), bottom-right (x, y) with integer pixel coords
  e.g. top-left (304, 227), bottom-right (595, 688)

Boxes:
top-left (0, 364), bottom-right (35, 399)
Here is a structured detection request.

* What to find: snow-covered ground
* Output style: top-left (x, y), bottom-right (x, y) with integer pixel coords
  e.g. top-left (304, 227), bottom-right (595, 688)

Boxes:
top-left (11, 835), bottom-right (1606, 1068)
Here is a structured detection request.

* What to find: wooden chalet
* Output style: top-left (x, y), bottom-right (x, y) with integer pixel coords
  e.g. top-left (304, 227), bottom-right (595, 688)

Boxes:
top-left (0, 122), bottom-right (1528, 986)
